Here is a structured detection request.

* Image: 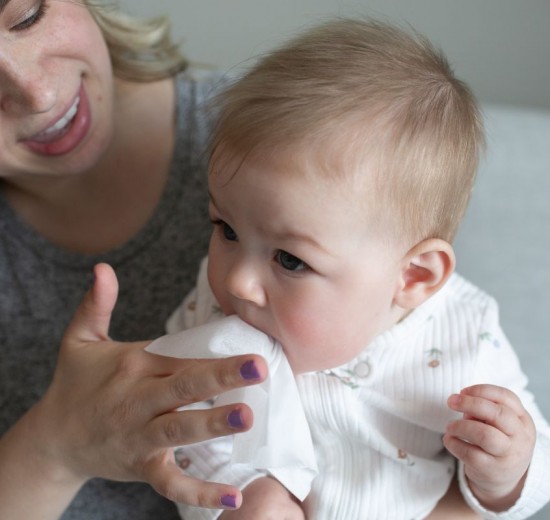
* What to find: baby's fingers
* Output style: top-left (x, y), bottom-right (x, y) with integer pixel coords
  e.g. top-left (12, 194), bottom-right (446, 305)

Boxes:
top-left (445, 419), bottom-right (511, 458)
top-left (457, 385), bottom-right (525, 417)
top-left (447, 390), bottom-right (521, 436)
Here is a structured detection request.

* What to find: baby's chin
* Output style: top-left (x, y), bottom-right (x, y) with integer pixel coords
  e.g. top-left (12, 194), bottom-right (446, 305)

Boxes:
top-left (286, 345), bottom-right (366, 375)
top-left (285, 355), bottom-right (334, 375)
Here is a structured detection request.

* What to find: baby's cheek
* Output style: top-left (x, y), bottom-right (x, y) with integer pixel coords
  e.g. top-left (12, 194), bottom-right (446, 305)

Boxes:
top-left (283, 307), bottom-right (318, 343)
top-left (279, 309), bottom-right (330, 372)
top-left (206, 258), bottom-right (230, 311)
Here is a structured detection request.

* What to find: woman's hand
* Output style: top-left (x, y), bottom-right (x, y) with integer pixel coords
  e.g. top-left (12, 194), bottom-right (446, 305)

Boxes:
top-left (0, 263), bottom-right (267, 519)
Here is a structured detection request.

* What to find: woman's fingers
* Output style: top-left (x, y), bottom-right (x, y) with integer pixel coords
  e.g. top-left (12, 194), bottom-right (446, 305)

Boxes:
top-left (149, 355), bottom-right (267, 413)
top-left (33, 263), bottom-right (269, 500)
top-left (144, 456), bottom-right (241, 510)
top-left (147, 404), bottom-right (254, 448)
top-left (63, 263), bottom-right (119, 343)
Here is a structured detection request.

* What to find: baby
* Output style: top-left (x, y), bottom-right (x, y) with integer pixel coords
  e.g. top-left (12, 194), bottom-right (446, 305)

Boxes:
top-left (152, 18), bottom-right (550, 520)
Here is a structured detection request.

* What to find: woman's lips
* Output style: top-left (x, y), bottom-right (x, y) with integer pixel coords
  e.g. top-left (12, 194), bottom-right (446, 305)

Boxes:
top-left (22, 83), bottom-right (91, 156)
top-left (30, 95), bottom-right (80, 143)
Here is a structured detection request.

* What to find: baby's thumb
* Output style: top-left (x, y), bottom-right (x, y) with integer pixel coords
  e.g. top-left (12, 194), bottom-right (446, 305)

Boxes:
top-left (64, 263), bottom-right (119, 343)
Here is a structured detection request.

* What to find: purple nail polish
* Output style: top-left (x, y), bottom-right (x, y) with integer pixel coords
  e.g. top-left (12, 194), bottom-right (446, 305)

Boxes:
top-left (221, 494), bottom-right (237, 508)
top-left (240, 360), bottom-right (261, 380)
top-left (228, 409), bottom-right (244, 429)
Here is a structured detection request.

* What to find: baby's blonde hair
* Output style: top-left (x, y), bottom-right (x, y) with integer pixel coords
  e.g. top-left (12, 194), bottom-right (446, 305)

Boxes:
top-left (85, 1), bottom-right (187, 81)
top-left (211, 18), bottom-right (485, 245)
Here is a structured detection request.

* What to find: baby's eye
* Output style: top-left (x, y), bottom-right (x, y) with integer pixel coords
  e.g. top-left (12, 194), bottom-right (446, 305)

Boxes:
top-left (211, 219), bottom-right (238, 241)
top-left (275, 250), bottom-right (307, 271)
top-left (221, 222), bottom-right (237, 241)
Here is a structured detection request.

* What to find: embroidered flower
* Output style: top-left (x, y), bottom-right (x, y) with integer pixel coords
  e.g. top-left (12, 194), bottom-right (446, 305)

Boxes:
top-left (212, 303), bottom-right (224, 317)
top-left (175, 451), bottom-right (192, 470)
top-left (425, 348), bottom-right (442, 368)
top-left (397, 449), bottom-right (415, 466)
top-left (323, 369), bottom-right (360, 389)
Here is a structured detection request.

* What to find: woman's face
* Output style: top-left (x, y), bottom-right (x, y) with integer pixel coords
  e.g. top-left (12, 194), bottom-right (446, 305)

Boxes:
top-left (0, 0), bottom-right (115, 179)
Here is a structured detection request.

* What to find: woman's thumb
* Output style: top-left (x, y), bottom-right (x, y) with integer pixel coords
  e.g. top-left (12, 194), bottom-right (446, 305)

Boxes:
top-left (64, 263), bottom-right (119, 343)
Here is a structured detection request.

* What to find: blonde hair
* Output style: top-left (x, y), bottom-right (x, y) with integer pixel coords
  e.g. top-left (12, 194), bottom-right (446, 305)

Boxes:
top-left (85, 1), bottom-right (187, 81)
top-left (211, 18), bottom-right (485, 244)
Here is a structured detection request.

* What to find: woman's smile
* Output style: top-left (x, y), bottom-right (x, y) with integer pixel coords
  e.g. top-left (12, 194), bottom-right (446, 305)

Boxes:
top-left (21, 82), bottom-right (91, 156)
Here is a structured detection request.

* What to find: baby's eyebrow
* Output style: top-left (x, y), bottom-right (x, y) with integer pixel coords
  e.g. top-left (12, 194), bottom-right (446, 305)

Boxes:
top-left (271, 229), bottom-right (333, 256)
top-left (208, 190), bottom-right (220, 209)
top-left (208, 190), bottom-right (332, 256)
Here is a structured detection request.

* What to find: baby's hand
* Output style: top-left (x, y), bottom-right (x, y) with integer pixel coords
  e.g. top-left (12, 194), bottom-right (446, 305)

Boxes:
top-left (219, 477), bottom-right (305, 520)
top-left (444, 384), bottom-right (536, 511)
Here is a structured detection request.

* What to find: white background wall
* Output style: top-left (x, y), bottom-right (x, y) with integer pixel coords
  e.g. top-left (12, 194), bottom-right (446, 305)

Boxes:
top-left (119, 0), bottom-right (550, 109)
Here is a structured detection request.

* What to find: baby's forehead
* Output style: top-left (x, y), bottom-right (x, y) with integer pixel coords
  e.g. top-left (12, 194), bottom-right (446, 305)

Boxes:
top-left (209, 142), bottom-right (385, 233)
top-left (209, 132), bottom-right (383, 188)
top-left (208, 139), bottom-right (410, 250)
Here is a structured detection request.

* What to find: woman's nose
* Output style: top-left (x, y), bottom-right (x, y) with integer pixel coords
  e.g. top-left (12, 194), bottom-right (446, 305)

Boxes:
top-left (0, 49), bottom-right (57, 116)
top-left (225, 260), bottom-right (267, 307)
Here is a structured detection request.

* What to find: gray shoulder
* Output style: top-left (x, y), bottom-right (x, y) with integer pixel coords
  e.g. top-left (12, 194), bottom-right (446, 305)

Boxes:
top-left (174, 69), bottom-right (232, 152)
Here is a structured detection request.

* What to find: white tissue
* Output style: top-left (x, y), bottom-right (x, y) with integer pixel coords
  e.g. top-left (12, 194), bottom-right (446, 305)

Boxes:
top-left (146, 315), bottom-right (318, 501)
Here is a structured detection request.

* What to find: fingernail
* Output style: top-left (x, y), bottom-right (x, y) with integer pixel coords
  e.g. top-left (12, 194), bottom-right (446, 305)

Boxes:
top-left (448, 394), bottom-right (461, 406)
top-left (227, 409), bottom-right (244, 429)
top-left (240, 360), bottom-right (261, 380)
top-left (221, 494), bottom-right (237, 508)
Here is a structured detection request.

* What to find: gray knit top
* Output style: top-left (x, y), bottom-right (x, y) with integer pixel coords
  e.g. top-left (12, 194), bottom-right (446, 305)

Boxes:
top-left (0, 72), bottom-right (224, 519)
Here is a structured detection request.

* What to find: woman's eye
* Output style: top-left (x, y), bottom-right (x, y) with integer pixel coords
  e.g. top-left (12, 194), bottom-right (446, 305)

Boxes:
top-left (11, 1), bottom-right (48, 32)
top-left (276, 250), bottom-right (307, 272)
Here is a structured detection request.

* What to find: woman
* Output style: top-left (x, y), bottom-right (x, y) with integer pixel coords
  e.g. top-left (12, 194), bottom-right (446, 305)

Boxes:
top-left (0, 1), bottom-right (479, 518)
top-left (0, 2), bottom-right (265, 518)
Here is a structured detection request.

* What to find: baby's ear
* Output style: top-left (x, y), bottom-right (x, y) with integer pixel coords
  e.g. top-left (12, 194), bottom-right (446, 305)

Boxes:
top-left (393, 239), bottom-right (455, 309)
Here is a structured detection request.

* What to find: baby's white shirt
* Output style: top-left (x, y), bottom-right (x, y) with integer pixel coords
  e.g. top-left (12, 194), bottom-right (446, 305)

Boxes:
top-left (161, 258), bottom-right (550, 520)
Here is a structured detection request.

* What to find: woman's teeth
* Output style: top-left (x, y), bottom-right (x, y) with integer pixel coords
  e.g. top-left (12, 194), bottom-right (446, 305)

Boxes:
top-left (34, 96), bottom-right (80, 141)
